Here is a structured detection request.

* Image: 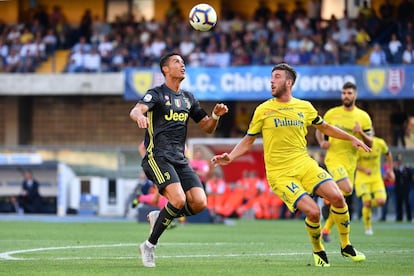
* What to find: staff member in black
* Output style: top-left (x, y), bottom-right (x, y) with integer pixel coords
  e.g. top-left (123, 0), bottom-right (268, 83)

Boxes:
top-left (130, 52), bottom-right (228, 268)
top-left (393, 154), bottom-right (413, 222)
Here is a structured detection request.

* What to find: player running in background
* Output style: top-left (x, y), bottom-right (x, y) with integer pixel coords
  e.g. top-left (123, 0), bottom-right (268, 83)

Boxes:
top-left (315, 81), bottom-right (373, 242)
top-left (130, 52), bottom-right (228, 268)
top-left (212, 63), bottom-right (369, 267)
top-left (355, 133), bottom-right (395, 235)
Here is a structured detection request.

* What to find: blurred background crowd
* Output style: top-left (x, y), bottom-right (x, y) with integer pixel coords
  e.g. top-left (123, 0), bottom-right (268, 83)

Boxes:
top-left (1, 0), bottom-right (414, 73)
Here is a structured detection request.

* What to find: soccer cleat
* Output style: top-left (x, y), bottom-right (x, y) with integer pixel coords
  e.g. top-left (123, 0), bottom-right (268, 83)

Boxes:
top-left (139, 242), bottom-right (156, 267)
top-left (321, 231), bottom-right (331, 243)
top-left (365, 228), bottom-right (373, 235)
top-left (313, 250), bottom-right (330, 267)
top-left (147, 210), bottom-right (160, 234)
top-left (341, 244), bottom-right (366, 262)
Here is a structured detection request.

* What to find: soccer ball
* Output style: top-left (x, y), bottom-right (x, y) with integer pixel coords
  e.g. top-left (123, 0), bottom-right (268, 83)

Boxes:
top-left (189, 3), bottom-right (217, 32)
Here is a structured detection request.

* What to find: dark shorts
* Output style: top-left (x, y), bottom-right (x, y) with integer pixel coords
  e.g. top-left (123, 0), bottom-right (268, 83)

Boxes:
top-left (142, 157), bottom-right (203, 194)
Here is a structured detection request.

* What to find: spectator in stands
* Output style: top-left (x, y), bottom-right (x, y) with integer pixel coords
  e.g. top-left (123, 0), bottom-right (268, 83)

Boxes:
top-left (323, 37), bottom-right (339, 64)
top-left (14, 170), bottom-right (43, 214)
top-left (43, 28), bottom-right (58, 55)
top-left (400, 21), bottom-right (414, 43)
top-left (110, 47), bottom-right (130, 72)
top-left (358, 0), bottom-right (373, 20)
top-left (402, 43), bottom-right (414, 64)
top-left (379, 0), bottom-right (396, 24)
top-left (0, 37), bottom-right (9, 64)
top-left (7, 25), bottom-right (21, 42)
top-left (83, 47), bottom-right (101, 72)
top-left (90, 14), bottom-right (111, 45)
top-left (72, 36), bottom-right (91, 53)
top-left (97, 34), bottom-right (113, 66)
top-left (388, 33), bottom-right (403, 64)
top-left (31, 2), bottom-right (414, 73)
top-left (20, 27), bottom-right (34, 44)
top-left (79, 9), bottom-right (93, 42)
top-left (5, 48), bottom-right (21, 72)
top-left (284, 47), bottom-right (301, 65)
top-left (33, 34), bottom-right (47, 62)
top-left (369, 43), bottom-right (387, 66)
top-left (298, 46), bottom-right (312, 64)
top-left (310, 45), bottom-right (326, 65)
top-left (306, 0), bottom-right (321, 31)
top-left (188, 46), bottom-right (206, 67)
top-left (165, 0), bottom-right (183, 24)
top-left (66, 49), bottom-right (85, 73)
top-left (49, 5), bottom-right (65, 30)
top-left (150, 34), bottom-right (167, 60)
top-left (275, 3), bottom-right (289, 28)
top-left (355, 26), bottom-right (371, 52)
top-left (254, 0), bottom-right (271, 22)
top-left (215, 44), bottom-right (231, 67)
top-left (397, 0), bottom-right (414, 25)
top-left (179, 35), bottom-right (195, 60)
top-left (340, 36), bottom-right (358, 64)
top-left (231, 46), bottom-right (250, 66)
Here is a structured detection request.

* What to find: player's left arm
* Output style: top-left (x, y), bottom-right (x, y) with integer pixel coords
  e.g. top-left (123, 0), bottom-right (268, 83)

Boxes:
top-left (198, 103), bottom-right (229, 134)
top-left (314, 120), bottom-right (371, 152)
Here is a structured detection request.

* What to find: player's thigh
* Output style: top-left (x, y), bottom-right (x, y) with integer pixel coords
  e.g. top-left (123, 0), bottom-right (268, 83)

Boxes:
top-left (355, 180), bottom-right (369, 198)
top-left (177, 164), bottom-right (206, 202)
top-left (326, 162), bottom-right (355, 185)
top-left (142, 158), bottom-right (181, 193)
top-left (301, 164), bottom-right (333, 194)
top-left (372, 180), bottom-right (387, 202)
top-left (267, 174), bottom-right (307, 212)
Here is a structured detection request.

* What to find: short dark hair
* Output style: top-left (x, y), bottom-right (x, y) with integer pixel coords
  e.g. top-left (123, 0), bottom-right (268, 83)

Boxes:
top-left (342, 81), bottom-right (357, 91)
top-left (272, 63), bottom-right (297, 85)
top-left (159, 52), bottom-right (181, 75)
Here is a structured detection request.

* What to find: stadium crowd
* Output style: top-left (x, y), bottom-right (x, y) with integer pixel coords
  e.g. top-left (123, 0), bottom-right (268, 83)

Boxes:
top-left (1, 1), bottom-right (414, 73)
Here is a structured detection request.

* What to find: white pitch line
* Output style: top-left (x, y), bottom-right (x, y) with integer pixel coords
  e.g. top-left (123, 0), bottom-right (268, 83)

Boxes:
top-left (1, 243), bottom-right (413, 261)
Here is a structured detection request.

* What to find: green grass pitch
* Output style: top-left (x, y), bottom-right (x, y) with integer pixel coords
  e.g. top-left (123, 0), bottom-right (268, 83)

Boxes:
top-left (0, 217), bottom-right (413, 275)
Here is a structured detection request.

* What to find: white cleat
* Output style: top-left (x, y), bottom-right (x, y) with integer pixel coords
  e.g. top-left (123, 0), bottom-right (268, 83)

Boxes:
top-left (147, 210), bottom-right (160, 234)
top-left (365, 228), bottom-right (373, 235)
top-left (139, 242), bottom-right (156, 267)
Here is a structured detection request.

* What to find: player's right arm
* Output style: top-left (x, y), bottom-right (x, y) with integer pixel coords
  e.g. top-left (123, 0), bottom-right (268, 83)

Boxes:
top-left (130, 102), bottom-right (150, 129)
top-left (211, 135), bottom-right (257, 166)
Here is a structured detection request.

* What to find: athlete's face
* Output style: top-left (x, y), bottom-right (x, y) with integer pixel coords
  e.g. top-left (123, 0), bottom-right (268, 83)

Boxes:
top-left (341, 88), bottom-right (356, 108)
top-left (271, 69), bottom-right (288, 98)
top-left (164, 55), bottom-right (186, 81)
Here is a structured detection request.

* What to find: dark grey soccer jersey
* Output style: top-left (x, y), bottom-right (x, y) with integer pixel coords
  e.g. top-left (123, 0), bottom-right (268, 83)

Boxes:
top-left (139, 84), bottom-right (208, 165)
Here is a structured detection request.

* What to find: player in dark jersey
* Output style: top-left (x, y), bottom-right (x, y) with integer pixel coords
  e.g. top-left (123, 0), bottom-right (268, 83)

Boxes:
top-left (130, 52), bottom-right (228, 268)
